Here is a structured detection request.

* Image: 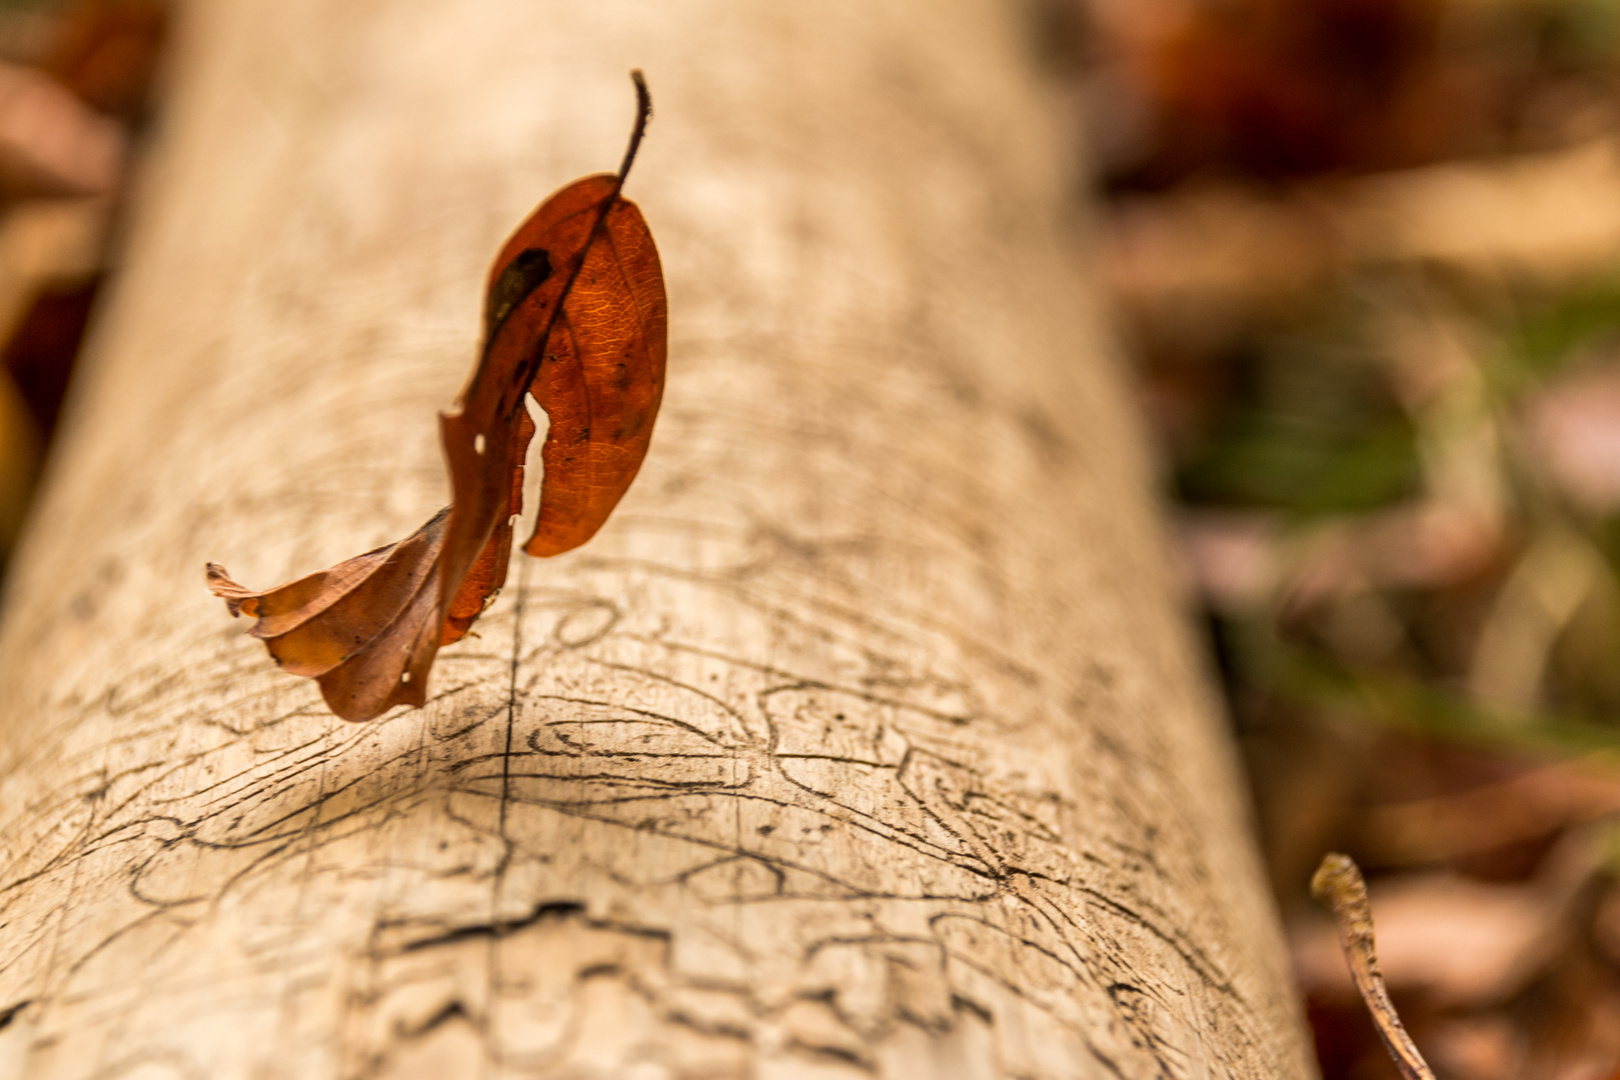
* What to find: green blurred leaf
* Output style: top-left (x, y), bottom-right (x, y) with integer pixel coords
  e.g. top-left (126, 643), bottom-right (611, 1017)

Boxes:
top-left (1179, 411), bottom-right (1419, 516)
top-left (1235, 617), bottom-right (1620, 756)
top-left (1497, 275), bottom-right (1620, 387)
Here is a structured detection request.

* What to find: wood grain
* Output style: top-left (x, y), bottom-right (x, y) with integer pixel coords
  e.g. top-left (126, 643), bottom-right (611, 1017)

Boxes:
top-left (0, 0), bottom-right (1313, 1076)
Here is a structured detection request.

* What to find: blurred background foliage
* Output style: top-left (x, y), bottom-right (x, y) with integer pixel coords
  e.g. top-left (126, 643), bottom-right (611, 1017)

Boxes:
top-left (1068, 0), bottom-right (1620, 1075)
top-left (0, 0), bottom-right (166, 569)
top-left (2, 0), bottom-right (1620, 1076)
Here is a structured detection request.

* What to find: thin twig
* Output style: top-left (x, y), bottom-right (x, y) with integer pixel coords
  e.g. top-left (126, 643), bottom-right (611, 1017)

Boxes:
top-left (1311, 853), bottom-right (1437, 1080)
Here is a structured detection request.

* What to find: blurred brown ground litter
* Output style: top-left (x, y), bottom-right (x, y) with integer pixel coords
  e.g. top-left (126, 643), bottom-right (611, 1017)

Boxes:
top-left (1074, 0), bottom-right (1620, 1075)
top-left (0, 0), bottom-right (164, 566)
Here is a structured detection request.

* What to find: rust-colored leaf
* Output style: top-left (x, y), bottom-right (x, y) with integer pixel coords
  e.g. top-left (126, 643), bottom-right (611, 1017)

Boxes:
top-left (207, 72), bottom-right (665, 722)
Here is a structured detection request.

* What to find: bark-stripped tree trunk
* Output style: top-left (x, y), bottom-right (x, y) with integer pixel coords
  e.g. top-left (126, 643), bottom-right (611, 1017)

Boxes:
top-left (0, 1), bottom-right (1314, 1076)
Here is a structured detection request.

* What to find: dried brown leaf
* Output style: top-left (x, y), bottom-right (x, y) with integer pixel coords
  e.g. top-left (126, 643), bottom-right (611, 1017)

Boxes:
top-left (208, 73), bottom-right (665, 722)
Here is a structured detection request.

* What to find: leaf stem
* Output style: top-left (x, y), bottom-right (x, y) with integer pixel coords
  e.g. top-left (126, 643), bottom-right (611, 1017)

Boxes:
top-left (1311, 853), bottom-right (1436, 1080)
top-left (616, 70), bottom-right (652, 189)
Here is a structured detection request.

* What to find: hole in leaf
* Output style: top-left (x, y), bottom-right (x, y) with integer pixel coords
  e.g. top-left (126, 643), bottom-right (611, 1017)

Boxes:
top-left (516, 393), bottom-right (550, 543)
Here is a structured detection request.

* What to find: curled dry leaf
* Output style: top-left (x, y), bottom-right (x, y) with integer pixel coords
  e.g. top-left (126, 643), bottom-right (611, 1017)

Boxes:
top-left (207, 72), bottom-right (666, 722)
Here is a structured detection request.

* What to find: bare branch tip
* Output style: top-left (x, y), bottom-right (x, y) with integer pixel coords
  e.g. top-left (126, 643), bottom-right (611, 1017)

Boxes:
top-left (1311, 852), bottom-right (1437, 1080)
top-left (1311, 851), bottom-right (1364, 905)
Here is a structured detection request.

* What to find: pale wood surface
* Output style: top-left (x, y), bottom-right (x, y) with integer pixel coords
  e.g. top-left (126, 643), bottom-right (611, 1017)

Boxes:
top-left (0, 1), bottom-right (1313, 1076)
